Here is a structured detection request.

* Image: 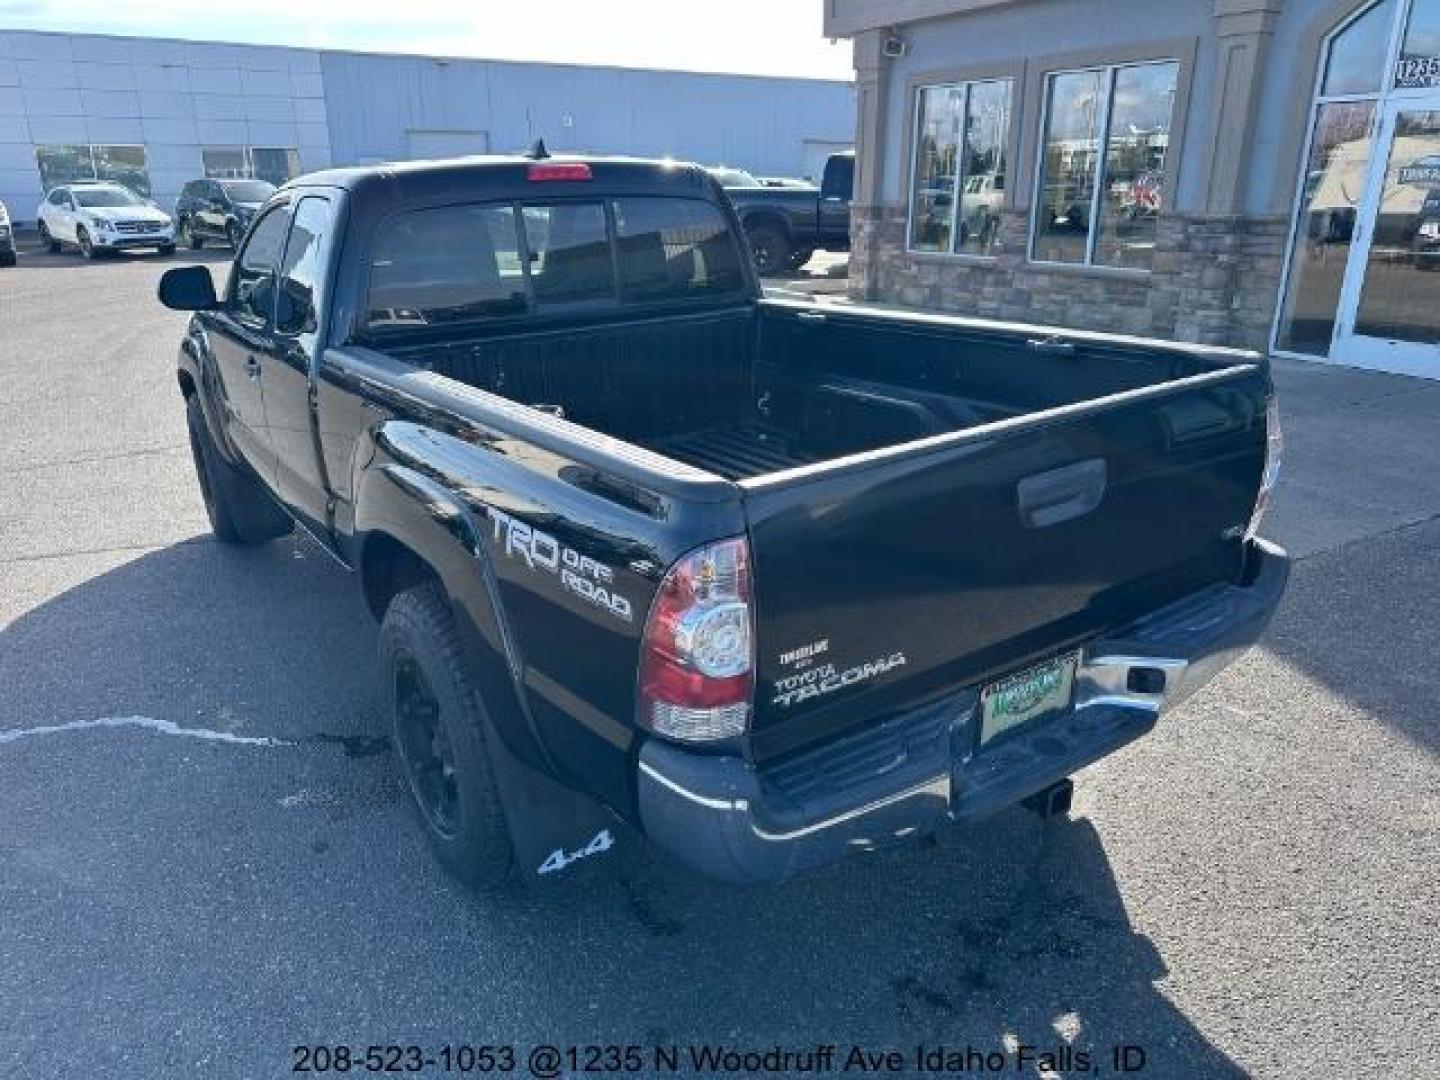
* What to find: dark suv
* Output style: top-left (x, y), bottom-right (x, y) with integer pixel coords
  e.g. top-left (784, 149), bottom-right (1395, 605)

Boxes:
top-left (174, 178), bottom-right (276, 250)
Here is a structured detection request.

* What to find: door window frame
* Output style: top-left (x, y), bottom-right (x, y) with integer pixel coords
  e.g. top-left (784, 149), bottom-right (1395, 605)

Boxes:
top-left (227, 200), bottom-right (293, 329)
top-left (274, 194), bottom-right (336, 346)
top-left (1272, 0), bottom-right (1440, 361)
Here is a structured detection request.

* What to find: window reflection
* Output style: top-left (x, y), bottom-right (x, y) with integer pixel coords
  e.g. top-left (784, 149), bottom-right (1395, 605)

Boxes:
top-left (1033, 69), bottom-right (1107, 264)
top-left (1324, 0), bottom-right (1398, 95)
top-left (1032, 62), bottom-right (1177, 269)
top-left (909, 86), bottom-right (965, 252)
top-left (1275, 103), bottom-right (1377, 354)
top-left (956, 80), bottom-right (1009, 256)
top-left (1397, 0), bottom-right (1440, 88)
top-left (1354, 110), bottom-right (1440, 342)
top-left (908, 79), bottom-right (1012, 255)
top-left (1095, 63), bottom-right (1177, 270)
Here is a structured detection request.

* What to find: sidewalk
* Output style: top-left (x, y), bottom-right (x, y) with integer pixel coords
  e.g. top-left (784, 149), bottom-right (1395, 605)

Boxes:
top-left (1266, 357), bottom-right (1440, 558)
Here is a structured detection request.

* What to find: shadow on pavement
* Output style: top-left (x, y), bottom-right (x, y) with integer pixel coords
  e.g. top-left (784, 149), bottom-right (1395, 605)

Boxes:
top-left (0, 538), bottom-right (1246, 1076)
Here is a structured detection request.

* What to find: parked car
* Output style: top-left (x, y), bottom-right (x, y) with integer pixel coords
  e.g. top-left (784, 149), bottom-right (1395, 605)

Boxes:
top-left (175, 178), bottom-right (276, 250)
top-left (158, 153), bottom-right (1287, 890)
top-left (0, 201), bottom-right (15, 266)
top-left (36, 182), bottom-right (175, 259)
top-left (721, 150), bottom-right (853, 274)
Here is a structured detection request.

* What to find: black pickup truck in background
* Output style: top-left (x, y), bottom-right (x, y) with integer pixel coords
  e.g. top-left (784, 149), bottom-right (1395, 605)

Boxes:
top-left (159, 151), bottom-right (1287, 890)
top-left (723, 150), bottom-right (853, 274)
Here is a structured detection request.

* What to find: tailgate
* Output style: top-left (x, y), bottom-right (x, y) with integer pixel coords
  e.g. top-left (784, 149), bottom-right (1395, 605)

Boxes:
top-left (741, 364), bottom-right (1269, 759)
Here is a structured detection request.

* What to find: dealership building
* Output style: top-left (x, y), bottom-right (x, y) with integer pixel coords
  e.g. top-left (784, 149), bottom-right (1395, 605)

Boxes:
top-left (829, 0), bottom-right (1440, 379)
top-left (0, 29), bottom-right (853, 227)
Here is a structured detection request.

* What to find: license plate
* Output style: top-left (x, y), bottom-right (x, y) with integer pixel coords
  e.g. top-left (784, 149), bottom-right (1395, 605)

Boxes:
top-left (980, 651), bottom-right (1079, 747)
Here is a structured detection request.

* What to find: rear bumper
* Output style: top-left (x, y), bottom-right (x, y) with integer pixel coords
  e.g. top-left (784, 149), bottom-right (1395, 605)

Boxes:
top-left (637, 538), bottom-right (1290, 883)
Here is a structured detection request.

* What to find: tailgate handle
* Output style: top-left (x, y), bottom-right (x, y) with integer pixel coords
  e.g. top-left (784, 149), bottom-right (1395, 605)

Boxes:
top-left (1017, 459), bottom-right (1107, 529)
top-left (1026, 335), bottom-right (1076, 355)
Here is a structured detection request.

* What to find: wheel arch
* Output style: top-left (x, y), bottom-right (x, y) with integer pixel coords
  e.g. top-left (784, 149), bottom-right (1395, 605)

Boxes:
top-left (354, 462), bottom-right (618, 865)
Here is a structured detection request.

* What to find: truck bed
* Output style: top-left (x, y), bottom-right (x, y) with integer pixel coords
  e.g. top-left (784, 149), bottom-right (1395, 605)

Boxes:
top-left (394, 298), bottom-right (1267, 758)
top-left (395, 299), bottom-right (1225, 484)
top-left (654, 424), bottom-right (818, 480)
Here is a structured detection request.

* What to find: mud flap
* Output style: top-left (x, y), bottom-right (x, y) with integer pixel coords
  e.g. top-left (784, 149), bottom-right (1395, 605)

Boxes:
top-left (478, 705), bottom-right (632, 885)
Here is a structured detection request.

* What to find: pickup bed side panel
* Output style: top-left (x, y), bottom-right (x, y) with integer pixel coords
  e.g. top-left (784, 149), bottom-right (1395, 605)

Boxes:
top-left (329, 350), bottom-right (748, 814)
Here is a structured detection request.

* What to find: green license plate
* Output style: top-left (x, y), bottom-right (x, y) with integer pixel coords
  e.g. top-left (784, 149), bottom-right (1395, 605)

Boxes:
top-left (979, 651), bottom-right (1079, 747)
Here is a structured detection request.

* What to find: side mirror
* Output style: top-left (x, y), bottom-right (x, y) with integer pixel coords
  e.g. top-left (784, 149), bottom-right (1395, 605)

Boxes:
top-left (158, 265), bottom-right (219, 311)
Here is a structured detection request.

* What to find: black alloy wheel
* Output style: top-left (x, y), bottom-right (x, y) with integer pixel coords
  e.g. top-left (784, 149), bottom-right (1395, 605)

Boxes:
top-left (392, 651), bottom-right (462, 840)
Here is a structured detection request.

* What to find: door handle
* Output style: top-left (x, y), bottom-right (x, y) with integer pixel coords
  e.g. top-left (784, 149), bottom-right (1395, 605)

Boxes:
top-left (244, 355), bottom-right (262, 380)
top-left (1017, 459), bottom-right (1107, 529)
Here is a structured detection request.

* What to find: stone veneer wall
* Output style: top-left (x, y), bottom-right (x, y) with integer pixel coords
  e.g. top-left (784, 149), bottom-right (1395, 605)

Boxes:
top-left (850, 206), bottom-right (1291, 351)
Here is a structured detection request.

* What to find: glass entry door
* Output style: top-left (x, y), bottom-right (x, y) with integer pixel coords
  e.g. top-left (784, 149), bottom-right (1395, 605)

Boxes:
top-left (1332, 102), bottom-right (1440, 375)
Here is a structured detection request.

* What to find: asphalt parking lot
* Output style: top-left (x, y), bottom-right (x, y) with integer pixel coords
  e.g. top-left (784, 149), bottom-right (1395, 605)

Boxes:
top-left (2, 240), bottom-right (1437, 1079)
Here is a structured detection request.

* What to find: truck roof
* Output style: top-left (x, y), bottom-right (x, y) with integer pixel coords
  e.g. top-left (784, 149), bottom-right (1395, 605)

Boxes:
top-left (287, 153), bottom-right (722, 207)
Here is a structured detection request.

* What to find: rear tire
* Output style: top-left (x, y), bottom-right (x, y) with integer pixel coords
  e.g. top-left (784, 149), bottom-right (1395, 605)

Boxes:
top-left (746, 224), bottom-right (791, 277)
top-left (39, 220), bottom-right (60, 253)
top-left (184, 394), bottom-right (291, 546)
top-left (381, 583), bottom-right (514, 889)
top-left (183, 219), bottom-right (204, 249)
top-left (0, 252), bottom-right (15, 267)
top-left (158, 243), bottom-right (176, 256)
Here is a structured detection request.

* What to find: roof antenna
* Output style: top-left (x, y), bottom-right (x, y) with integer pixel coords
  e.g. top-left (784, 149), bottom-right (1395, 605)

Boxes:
top-left (527, 138), bottom-right (550, 160)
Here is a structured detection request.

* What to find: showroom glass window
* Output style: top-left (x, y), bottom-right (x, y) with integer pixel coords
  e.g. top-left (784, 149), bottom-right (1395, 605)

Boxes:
top-left (36, 145), bottom-right (152, 197)
top-left (203, 148), bottom-right (250, 179)
top-left (907, 78), bottom-right (1013, 255)
top-left (1030, 61), bottom-right (1179, 270)
top-left (203, 147), bottom-right (301, 184)
top-left (1275, 0), bottom-right (1397, 353)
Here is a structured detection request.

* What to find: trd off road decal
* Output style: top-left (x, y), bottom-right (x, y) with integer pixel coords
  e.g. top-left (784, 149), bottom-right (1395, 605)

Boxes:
top-left (487, 507), bottom-right (633, 623)
top-left (771, 650), bottom-right (908, 708)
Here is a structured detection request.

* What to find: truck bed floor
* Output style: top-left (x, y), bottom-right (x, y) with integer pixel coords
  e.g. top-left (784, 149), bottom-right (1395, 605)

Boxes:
top-left (655, 424), bottom-right (817, 480)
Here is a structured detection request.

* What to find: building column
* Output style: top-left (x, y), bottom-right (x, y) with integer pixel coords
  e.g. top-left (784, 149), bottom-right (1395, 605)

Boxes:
top-left (1168, 0), bottom-right (1290, 348)
top-left (850, 29), bottom-right (891, 301)
top-left (1203, 0), bottom-right (1286, 215)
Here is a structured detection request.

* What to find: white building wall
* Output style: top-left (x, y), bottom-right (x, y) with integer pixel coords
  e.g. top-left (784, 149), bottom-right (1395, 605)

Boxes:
top-left (0, 31), bottom-right (332, 225)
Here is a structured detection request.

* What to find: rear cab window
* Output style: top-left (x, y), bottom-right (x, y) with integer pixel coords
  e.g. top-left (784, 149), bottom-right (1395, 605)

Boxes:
top-left (361, 195), bottom-right (745, 335)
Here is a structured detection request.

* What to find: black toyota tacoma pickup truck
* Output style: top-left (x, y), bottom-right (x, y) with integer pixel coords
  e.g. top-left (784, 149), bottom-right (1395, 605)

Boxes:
top-left (159, 152), bottom-right (1288, 888)
top-left (724, 151), bottom-right (853, 275)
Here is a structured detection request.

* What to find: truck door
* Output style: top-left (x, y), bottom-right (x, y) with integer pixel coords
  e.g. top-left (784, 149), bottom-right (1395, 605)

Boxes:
top-left (204, 201), bottom-right (291, 485)
top-left (818, 154), bottom-right (852, 247)
top-left (262, 193), bottom-right (337, 538)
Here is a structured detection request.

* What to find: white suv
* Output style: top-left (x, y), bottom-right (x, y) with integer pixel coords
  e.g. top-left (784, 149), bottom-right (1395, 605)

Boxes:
top-left (36, 182), bottom-right (176, 259)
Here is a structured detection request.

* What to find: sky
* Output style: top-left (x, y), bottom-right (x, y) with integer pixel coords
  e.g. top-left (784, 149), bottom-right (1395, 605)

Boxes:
top-left (0, 0), bottom-right (855, 81)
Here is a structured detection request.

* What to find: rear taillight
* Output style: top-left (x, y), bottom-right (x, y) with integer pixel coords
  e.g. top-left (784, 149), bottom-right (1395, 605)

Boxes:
top-left (638, 536), bottom-right (754, 743)
top-left (526, 162), bottom-right (593, 182)
top-left (1245, 397), bottom-right (1283, 543)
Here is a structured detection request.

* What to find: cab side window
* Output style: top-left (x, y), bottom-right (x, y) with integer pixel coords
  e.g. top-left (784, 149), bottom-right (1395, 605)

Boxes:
top-left (275, 196), bottom-right (334, 337)
top-left (229, 204), bottom-right (290, 326)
